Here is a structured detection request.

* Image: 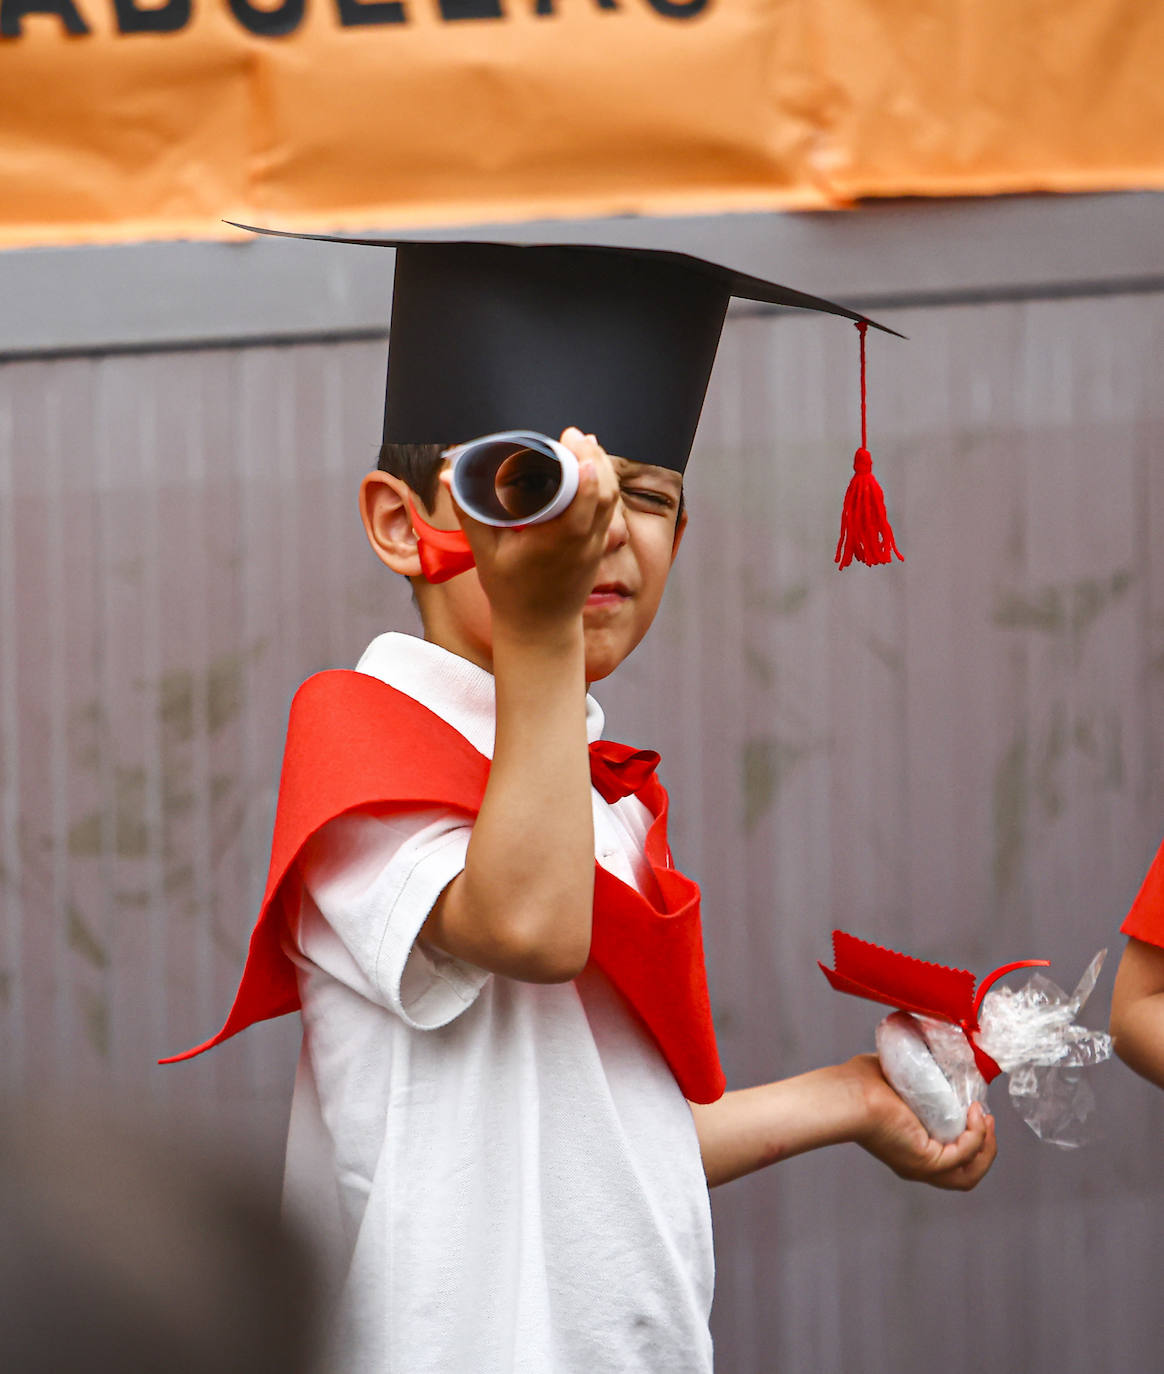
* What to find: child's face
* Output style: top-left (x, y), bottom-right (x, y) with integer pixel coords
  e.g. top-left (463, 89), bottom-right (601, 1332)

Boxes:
top-left (419, 455), bottom-right (686, 682)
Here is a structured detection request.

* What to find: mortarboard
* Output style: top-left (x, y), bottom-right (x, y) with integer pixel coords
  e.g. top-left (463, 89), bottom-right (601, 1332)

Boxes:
top-left (231, 224), bottom-right (904, 566)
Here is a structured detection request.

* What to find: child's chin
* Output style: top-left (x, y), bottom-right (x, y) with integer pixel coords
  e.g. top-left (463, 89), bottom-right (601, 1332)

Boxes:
top-left (583, 631), bottom-right (640, 684)
top-left (582, 646), bottom-right (621, 683)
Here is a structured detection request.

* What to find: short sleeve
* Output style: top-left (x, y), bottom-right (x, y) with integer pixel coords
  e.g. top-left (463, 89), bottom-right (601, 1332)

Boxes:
top-left (292, 806), bottom-right (490, 1029)
top-left (1122, 838), bottom-right (1164, 950)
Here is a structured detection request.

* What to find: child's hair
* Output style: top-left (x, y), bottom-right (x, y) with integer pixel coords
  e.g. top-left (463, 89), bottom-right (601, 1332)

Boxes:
top-left (378, 442), bottom-right (446, 513)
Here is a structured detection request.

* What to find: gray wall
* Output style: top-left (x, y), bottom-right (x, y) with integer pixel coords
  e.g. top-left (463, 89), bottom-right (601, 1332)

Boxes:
top-left (2, 195), bottom-right (1163, 1373)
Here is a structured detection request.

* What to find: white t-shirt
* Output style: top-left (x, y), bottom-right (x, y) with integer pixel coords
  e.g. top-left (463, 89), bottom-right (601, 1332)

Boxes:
top-left (282, 633), bottom-right (715, 1374)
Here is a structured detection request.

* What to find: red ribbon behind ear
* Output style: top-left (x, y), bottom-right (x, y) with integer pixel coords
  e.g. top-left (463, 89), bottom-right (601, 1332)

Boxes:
top-left (819, 930), bottom-right (1049, 1082)
top-left (409, 499), bottom-right (476, 583)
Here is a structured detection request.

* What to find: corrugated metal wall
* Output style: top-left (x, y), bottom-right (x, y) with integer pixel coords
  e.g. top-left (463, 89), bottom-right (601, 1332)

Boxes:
top-left (1, 290), bottom-right (1161, 1372)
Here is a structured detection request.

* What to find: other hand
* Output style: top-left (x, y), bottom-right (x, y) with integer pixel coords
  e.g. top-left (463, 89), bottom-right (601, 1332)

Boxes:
top-left (848, 1053), bottom-right (997, 1191)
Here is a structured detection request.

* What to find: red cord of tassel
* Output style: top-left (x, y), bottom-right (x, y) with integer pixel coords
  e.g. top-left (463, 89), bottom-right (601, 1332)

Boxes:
top-left (835, 321), bottom-right (903, 569)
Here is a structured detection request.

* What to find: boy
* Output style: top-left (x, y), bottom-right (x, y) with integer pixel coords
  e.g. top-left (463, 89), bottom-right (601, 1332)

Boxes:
top-left (166, 238), bottom-right (995, 1372)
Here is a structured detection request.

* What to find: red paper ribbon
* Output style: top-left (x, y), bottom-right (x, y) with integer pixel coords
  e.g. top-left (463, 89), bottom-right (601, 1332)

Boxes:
top-left (819, 930), bottom-right (1049, 1082)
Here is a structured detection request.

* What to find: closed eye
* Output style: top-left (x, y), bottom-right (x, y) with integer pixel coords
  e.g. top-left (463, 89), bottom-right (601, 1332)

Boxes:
top-left (622, 487), bottom-right (675, 511)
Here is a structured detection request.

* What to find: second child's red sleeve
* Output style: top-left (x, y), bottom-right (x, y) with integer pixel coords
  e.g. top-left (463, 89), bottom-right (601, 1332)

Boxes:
top-left (1122, 839), bottom-right (1164, 949)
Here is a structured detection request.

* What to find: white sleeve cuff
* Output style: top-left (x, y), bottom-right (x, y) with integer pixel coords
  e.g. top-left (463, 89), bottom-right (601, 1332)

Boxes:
top-left (373, 827), bottom-right (490, 1030)
top-left (297, 809), bottom-right (489, 1031)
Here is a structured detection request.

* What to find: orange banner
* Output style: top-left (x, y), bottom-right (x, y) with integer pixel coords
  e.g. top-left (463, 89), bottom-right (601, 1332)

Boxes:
top-left (2, 0), bottom-right (1163, 248)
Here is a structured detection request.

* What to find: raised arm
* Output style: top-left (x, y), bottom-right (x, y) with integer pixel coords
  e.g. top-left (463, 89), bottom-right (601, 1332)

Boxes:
top-left (1110, 937), bottom-right (1164, 1089)
top-left (420, 430), bottom-right (619, 983)
top-left (689, 1054), bottom-right (996, 1191)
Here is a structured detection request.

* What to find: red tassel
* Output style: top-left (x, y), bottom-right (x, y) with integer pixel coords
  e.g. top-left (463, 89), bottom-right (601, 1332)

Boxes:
top-left (835, 322), bottom-right (903, 569)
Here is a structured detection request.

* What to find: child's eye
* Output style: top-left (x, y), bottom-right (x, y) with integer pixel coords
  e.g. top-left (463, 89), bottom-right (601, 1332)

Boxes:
top-left (622, 487), bottom-right (674, 511)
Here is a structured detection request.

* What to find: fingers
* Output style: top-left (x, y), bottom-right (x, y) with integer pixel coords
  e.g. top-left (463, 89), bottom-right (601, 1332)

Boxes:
top-left (559, 426), bottom-right (602, 465)
top-left (560, 427), bottom-right (600, 496)
top-left (927, 1107), bottom-right (997, 1191)
top-left (560, 427), bottom-right (618, 529)
top-left (943, 1101), bottom-right (989, 1167)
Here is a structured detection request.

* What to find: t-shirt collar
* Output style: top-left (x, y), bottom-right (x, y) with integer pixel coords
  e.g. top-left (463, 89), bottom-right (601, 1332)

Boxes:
top-left (355, 632), bottom-right (605, 759)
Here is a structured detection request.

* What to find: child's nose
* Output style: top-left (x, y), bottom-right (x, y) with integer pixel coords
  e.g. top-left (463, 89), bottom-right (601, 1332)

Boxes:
top-left (604, 497), bottom-right (630, 551)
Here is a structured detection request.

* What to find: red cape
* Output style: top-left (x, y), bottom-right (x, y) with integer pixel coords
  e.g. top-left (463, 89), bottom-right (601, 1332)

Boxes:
top-left (161, 670), bottom-right (725, 1104)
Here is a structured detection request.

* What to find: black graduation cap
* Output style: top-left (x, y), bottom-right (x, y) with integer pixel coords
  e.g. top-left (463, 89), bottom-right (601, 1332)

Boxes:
top-left (229, 223), bottom-right (899, 477)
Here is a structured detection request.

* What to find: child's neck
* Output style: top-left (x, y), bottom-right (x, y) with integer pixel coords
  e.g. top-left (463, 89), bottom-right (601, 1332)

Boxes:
top-left (413, 591), bottom-right (495, 676)
top-left (421, 624), bottom-right (494, 676)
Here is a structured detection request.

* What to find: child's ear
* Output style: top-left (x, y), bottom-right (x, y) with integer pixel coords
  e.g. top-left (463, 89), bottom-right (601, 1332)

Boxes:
top-left (670, 505), bottom-right (688, 562)
top-left (359, 471), bottom-right (423, 577)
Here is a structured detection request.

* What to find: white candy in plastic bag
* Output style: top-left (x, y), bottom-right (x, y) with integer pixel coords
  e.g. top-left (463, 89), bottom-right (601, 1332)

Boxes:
top-left (876, 951), bottom-right (1112, 1148)
top-left (876, 1012), bottom-right (987, 1144)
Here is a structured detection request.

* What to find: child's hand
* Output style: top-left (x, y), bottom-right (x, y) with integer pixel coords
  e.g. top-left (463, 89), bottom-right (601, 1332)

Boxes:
top-left (443, 427), bottom-right (619, 639)
top-left (848, 1053), bottom-right (997, 1190)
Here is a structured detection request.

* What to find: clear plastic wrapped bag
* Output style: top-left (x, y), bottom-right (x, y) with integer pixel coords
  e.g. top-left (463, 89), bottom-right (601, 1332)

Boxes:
top-left (876, 952), bottom-right (1112, 1148)
top-left (876, 1012), bottom-right (986, 1144)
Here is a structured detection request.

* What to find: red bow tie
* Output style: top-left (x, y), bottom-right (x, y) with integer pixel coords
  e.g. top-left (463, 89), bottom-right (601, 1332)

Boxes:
top-left (589, 740), bottom-right (660, 802)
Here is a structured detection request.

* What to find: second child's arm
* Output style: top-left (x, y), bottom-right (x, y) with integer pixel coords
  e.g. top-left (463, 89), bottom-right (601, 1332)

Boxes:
top-left (1110, 937), bottom-right (1164, 1088)
top-left (421, 430), bottom-right (618, 984)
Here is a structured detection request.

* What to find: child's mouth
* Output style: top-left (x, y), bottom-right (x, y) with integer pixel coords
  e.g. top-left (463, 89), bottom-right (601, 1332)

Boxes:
top-left (586, 582), bottom-right (630, 608)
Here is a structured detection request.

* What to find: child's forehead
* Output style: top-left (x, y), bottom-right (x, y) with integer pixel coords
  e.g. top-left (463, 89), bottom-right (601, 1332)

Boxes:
top-left (610, 455), bottom-right (683, 488)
